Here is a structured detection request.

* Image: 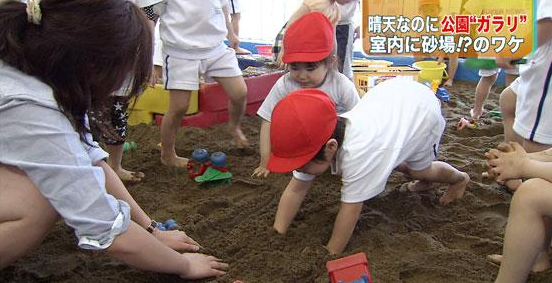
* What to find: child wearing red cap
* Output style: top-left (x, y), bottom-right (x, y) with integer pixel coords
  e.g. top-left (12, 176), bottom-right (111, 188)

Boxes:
top-left (252, 12), bottom-right (360, 178)
top-left (266, 78), bottom-right (470, 254)
top-left (272, 0), bottom-right (358, 68)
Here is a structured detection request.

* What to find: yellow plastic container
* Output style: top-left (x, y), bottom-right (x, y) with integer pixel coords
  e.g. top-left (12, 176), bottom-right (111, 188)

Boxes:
top-left (412, 61), bottom-right (448, 85)
top-left (127, 84), bottom-right (198, 126)
top-left (353, 66), bottom-right (420, 97)
top-left (352, 59), bottom-right (393, 68)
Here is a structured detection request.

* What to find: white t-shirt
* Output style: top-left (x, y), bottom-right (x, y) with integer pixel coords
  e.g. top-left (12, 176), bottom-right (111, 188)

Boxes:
top-left (337, 0), bottom-right (359, 25)
top-left (136, 0), bottom-right (230, 59)
top-left (335, 78), bottom-right (445, 203)
top-left (257, 71), bottom-right (360, 121)
top-left (510, 0), bottom-right (552, 144)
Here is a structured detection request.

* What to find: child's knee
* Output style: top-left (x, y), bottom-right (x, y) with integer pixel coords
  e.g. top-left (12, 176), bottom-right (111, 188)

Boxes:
top-left (514, 179), bottom-right (551, 207)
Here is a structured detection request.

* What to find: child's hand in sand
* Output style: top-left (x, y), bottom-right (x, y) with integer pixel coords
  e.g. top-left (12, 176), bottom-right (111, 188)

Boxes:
top-left (486, 142), bottom-right (530, 183)
top-left (252, 165), bottom-right (271, 178)
top-left (153, 229), bottom-right (202, 252)
top-left (179, 254), bottom-right (229, 279)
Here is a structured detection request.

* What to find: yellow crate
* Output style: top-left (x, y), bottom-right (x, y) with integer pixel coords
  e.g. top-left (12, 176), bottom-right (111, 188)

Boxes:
top-left (353, 66), bottom-right (420, 97)
top-left (127, 84), bottom-right (198, 126)
top-left (352, 59), bottom-right (393, 68)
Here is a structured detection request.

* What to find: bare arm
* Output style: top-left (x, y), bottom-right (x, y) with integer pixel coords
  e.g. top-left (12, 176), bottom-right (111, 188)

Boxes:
top-left (273, 177), bottom-right (313, 233)
top-left (98, 161), bottom-right (201, 252)
top-left (252, 120), bottom-right (272, 177)
top-left (537, 18), bottom-right (552, 47)
top-left (106, 222), bottom-right (228, 279)
top-left (528, 147), bottom-right (552, 162)
top-left (326, 202), bottom-right (363, 254)
top-left (487, 143), bottom-right (552, 183)
top-left (223, 4), bottom-right (239, 49)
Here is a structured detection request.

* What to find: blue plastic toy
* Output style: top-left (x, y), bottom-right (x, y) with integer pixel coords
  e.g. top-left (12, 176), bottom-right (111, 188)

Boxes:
top-left (156, 219), bottom-right (180, 231)
top-left (187, 149), bottom-right (232, 187)
top-left (435, 87), bottom-right (450, 102)
top-left (338, 275), bottom-right (371, 283)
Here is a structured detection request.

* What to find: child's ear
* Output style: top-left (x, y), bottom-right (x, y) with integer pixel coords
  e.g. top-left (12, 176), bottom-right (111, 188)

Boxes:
top-left (325, 139), bottom-right (339, 159)
top-left (330, 54), bottom-right (338, 65)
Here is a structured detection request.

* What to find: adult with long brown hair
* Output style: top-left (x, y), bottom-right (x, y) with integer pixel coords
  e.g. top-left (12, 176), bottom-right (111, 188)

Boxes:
top-left (0, 0), bottom-right (227, 278)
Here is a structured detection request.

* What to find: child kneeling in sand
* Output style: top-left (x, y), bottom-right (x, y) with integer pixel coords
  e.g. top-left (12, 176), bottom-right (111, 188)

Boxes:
top-left (252, 12), bottom-right (359, 178)
top-left (266, 80), bottom-right (470, 254)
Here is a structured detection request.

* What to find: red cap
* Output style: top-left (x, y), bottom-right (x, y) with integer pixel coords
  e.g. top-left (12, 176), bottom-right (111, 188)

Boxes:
top-left (282, 12), bottom-right (334, 63)
top-left (267, 89), bottom-right (337, 173)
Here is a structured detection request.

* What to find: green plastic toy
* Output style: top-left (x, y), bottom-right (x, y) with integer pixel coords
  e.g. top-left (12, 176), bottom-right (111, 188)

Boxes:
top-left (123, 141), bottom-right (137, 152)
top-left (194, 167), bottom-right (232, 187)
top-left (489, 110), bottom-right (502, 118)
top-left (464, 58), bottom-right (527, 70)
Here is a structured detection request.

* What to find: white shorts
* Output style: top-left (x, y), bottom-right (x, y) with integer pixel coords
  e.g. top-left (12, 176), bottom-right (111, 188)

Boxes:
top-left (511, 41), bottom-right (552, 145)
top-left (404, 114), bottom-right (446, 171)
top-left (153, 22), bottom-right (163, 67)
top-left (229, 0), bottom-right (241, 14)
top-left (163, 47), bottom-right (242, 90)
top-left (479, 67), bottom-right (519, 77)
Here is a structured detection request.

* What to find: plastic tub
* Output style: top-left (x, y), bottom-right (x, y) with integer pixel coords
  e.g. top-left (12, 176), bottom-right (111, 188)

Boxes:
top-left (412, 61), bottom-right (448, 85)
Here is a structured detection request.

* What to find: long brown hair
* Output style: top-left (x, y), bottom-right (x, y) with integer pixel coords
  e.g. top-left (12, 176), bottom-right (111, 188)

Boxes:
top-left (0, 0), bottom-right (152, 141)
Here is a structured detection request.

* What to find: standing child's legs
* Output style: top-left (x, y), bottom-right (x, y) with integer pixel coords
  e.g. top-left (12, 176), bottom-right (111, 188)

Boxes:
top-left (443, 54), bottom-right (458, 87)
top-left (0, 164), bottom-right (59, 269)
top-left (89, 96), bottom-right (145, 181)
top-left (472, 72), bottom-right (498, 120)
top-left (106, 144), bottom-right (145, 182)
top-left (214, 76), bottom-right (249, 147)
top-left (494, 178), bottom-right (552, 283)
top-left (160, 89), bottom-right (192, 167)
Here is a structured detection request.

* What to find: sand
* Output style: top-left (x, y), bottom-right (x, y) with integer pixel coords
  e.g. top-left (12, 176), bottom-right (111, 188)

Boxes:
top-left (2, 81), bottom-right (551, 283)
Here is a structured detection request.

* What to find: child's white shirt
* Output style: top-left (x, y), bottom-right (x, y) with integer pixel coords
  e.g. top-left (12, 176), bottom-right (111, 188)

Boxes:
top-left (335, 78), bottom-right (444, 203)
top-left (257, 71), bottom-right (360, 122)
top-left (136, 0), bottom-right (231, 59)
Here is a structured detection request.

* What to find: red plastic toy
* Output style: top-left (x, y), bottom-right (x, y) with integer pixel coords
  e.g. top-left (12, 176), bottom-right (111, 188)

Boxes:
top-left (326, 253), bottom-right (373, 283)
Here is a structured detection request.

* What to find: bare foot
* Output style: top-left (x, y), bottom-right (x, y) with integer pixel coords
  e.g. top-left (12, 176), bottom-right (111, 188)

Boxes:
top-left (161, 155), bottom-right (189, 168)
top-left (487, 254), bottom-right (551, 273)
top-left (116, 168), bottom-right (145, 182)
top-left (230, 127), bottom-right (249, 149)
top-left (505, 179), bottom-right (522, 190)
top-left (440, 172), bottom-right (470, 205)
top-left (444, 79), bottom-right (453, 87)
top-left (234, 47), bottom-right (252, 55)
top-left (407, 180), bottom-right (435, 191)
top-left (470, 108), bottom-right (482, 121)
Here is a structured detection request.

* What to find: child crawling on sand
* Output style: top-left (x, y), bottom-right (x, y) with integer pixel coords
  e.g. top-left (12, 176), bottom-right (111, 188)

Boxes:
top-left (266, 79), bottom-right (470, 254)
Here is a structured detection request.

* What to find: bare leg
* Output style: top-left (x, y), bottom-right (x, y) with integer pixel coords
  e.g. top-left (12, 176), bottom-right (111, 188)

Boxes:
top-left (106, 144), bottom-right (145, 182)
top-left (160, 89), bottom-right (192, 167)
top-left (214, 76), bottom-right (249, 148)
top-left (505, 73), bottom-right (518, 87)
top-left (523, 139), bottom-right (552, 154)
top-left (443, 54), bottom-right (458, 87)
top-left (395, 163), bottom-right (434, 191)
top-left (0, 164), bottom-right (59, 269)
top-left (499, 87), bottom-right (523, 144)
top-left (494, 178), bottom-right (552, 283)
top-left (472, 73), bottom-right (498, 120)
top-left (273, 178), bottom-right (312, 234)
top-left (404, 161), bottom-right (470, 205)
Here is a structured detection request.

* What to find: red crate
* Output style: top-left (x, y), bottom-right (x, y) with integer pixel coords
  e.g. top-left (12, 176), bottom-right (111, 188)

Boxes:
top-left (326, 253), bottom-right (373, 283)
top-left (156, 71), bottom-right (283, 128)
